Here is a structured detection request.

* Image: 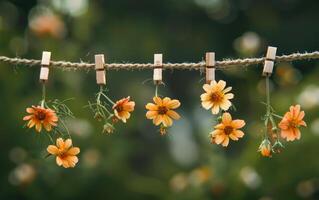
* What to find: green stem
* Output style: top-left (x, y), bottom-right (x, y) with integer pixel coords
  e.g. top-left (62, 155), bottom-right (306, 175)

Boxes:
top-left (46, 132), bottom-right (54, 144)
top-left (41, 83), bottom-right (46, 107)
top-left (155, 85), bottom-right (158, 97)
top-left (272, 113), bottom-right (283, 119)
top-left (60, 119), bottom-right (72, 142)
top-left (264, 76), bottom-right (271, 139)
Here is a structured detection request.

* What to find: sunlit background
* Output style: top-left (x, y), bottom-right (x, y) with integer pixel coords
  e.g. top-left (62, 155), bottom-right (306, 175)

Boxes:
top-left (0, 0), bottom-right (319, 199)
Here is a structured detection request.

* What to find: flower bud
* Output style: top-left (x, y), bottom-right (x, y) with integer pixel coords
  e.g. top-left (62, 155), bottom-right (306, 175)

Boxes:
top-left (258, 139), bottom-right (272, 157)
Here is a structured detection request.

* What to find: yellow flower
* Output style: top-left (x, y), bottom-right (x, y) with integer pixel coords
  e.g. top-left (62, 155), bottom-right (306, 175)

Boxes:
top-left (210, 112), bottom-right (245, 147)
top-left (145, 96), bottom-right (181, 127)
top-left (200, 80), bottom-right (234, 114)
top-left (112, 96), bottom-right (135, 123)
top-left (47, 138), bottom-right (80, 168)
top-left (23, 106), bottom-right (58, 132)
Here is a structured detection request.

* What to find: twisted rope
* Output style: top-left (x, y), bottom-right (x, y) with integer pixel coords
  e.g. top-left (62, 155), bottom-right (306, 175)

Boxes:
top-left (0, 51), bottom-right (318, 71)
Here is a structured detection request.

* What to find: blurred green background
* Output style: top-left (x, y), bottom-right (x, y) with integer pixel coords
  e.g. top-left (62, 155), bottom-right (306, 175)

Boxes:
top-left (0, 0), bottom-right (319, 199)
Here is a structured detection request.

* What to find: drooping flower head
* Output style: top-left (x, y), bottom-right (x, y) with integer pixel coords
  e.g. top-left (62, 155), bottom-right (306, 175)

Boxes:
top-left (200, 80), bottom-right (234, 114)
top-left (210, 112), bottom-right (245, 147)
top-left (47, 138), bottom-right (80, 168)
top-left (23, 106), bottom-right (58, 132)
top-left (258, 139), bottom-right (272, 157)
top-left (145, 96), bottom-right (181, 127)
top-left (278, 105), bottom-right (306, 141)
top-left (112, 96), bottom-right (135, 123)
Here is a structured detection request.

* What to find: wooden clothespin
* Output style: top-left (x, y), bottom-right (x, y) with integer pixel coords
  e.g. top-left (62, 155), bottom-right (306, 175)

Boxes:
top-left (39, 51), bottom-right (51, 82)
top-left (95, 54), bottom-right (106, 85)
top-left (262, 46), bottom-right (277, 76)
top-left (153, 54), bottom-right (163, 84)
top-left (205, 52), bottom-right (215, 83)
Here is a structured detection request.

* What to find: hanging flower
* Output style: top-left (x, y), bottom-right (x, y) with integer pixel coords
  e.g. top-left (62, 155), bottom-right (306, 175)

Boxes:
top-left (112, 96), bottom-right (135, 123)
top-left (278, 105), bottom-right (306, 141)
top-left (200, 80), bottom-right (234, 114)
top-left (47, 138), bottom-right (80, 168)
top-left (258, 139), bottom-right (272, 157)
top-left (145, 96), bottom-right (181, 127)
top-left (23, 106), bottom-right (58, 132)
top-left (210, 112), bottom-right (245, 147)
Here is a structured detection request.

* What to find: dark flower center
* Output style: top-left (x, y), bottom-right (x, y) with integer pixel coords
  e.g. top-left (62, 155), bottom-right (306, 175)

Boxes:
top-left (210, 92), bottom-right (222, 102)
top-left (224, 126), bottom-right (233, 135)
top-left (158, 106), bottom-right (168, 115)
top-left (116, 105), bottom-right (123, 112)
top-left (37, 111), bottom-right (46, 120)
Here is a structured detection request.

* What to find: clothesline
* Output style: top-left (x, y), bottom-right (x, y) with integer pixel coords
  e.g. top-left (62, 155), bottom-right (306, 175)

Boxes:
top-left (0, 51), bottom-right (318, 71)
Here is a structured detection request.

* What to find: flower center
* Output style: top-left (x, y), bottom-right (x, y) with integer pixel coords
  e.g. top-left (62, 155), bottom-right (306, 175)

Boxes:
top-left (210, 92), bottom-right (223, 102)
top-left (289, 120), bottom-right (298, 128)
top-left (224, 126), bottom-right (233, 135)
top-left (116, 105), bottom-right (123, 112)
top-left (37, 111), bottom-right (46, 121)
top-left (158, 106), bottom-right (168, 115)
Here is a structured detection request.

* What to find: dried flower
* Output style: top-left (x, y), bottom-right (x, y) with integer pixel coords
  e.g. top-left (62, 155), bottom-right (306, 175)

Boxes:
top-left (159, 125), bottom-right (167, 136)
top-left (112, 96), bottom-right (135, 123)
top-left (210, 112), bottom-right (245, 147)
top-left (146, 96), bottom-right (181, 127)
top-left (47, 138), bottom-right (80, 168)
top-left (102, 123), bottom-right (115, 134)
top-left (201, 80), bottom-right (234, 114)
top-left (278, 105), bottom-right (307, 141)
top-left (23, 106), bottom-right (58, 132)
top-left (272, 140), bottom-right (284, 154)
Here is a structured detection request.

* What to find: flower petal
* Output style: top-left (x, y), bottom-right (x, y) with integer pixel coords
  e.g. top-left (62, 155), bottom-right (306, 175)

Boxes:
top-left (56, 138), bottom-right (65, 148)
top-left (68, 147), bottom-right (80, 156)
top-left (153, 96), bottom-right (163, 106)
top-left (167, 99), bottom-right (181, 109)
top-left (221, 136), bottom-right (229, 147)
top-left (146, 111), bottom-right (158, 119)
top-left (231, 120), bottom-right (245, 129)
top-left (234, 130), bottom-right (244, 138)
top-left (166, 110), bottom-right (180, 120)
top-left (64, 139), bottom-right (72, 149)
top-left (214, 134), bottom-right (225, 144)
top-left (47, 145), bottom-right (59, 155)
top-left (162, 115), bottom-right (173, 127)
top-left (216, 80), bottom-right (226, 91)
top-left (222, 112), bottom-right (232, 124)
top-left (220, 100), bottom-right (232, 111)
top-left (211, 105), bottom-right (220, 114)
top-left (146, 103), bottom-right (157, 111)
top-left (153, 115), bottom-right (163, 126)
top-left (202, 101), bottom-right (213, 110)
top-left (56, 156), bottom-right (63, 166)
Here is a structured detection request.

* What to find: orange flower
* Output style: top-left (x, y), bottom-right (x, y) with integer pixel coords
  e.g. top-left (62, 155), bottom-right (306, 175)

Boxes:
top-left (112, 96), bottom-right (135, 123)
top-left (145, 97), bottom-right (181, 127)
top-left (23, 106), bottom-right (58, 132)
top-left (278, 105), bottom-right (306, 141)
top-left (200, 80), bottom-right (234, 114)
top-left (29, 14), bottom-right (65, 38)
top-left (258, 139), bottom-right (272, 157)
top-left (210, 112), bottom-right (245, 147)
top-left (47, 138), bottom-right (80, 168)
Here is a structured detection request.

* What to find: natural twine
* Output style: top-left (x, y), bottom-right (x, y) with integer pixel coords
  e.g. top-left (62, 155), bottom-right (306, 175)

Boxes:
top-left (0, 51), bottom-right (318, 71)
